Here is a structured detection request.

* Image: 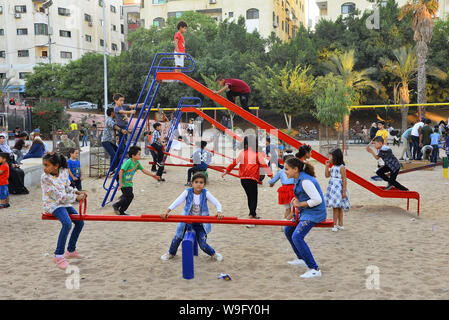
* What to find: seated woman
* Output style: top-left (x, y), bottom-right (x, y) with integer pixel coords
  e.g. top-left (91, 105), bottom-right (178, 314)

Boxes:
top-left (12, 139), bottom-right (26, 164)
top-left (0, 134), bottom-right (28, 194)
top-left (23, 136), bottom-right (46, 159)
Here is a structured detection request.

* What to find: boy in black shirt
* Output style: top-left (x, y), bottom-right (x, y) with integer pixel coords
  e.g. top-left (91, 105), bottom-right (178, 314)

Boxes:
top-left (366, 136), bottom-right (408, 191)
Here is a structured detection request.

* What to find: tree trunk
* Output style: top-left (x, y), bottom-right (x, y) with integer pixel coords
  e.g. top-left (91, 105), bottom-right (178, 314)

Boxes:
top-left (399, 84), bottom-right (410, 132)
top-left (283, 113), bottom-right (292, 130)
top-left (416, 41), bottom-right (428, 119)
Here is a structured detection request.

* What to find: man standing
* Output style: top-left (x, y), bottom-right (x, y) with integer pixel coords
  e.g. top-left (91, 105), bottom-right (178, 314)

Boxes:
top-left (214, 75), bottom-right (251, 112)
top-left (410, 119), bottom-right (424, 160)
top-left (419, 119), bottom-right (433, 160)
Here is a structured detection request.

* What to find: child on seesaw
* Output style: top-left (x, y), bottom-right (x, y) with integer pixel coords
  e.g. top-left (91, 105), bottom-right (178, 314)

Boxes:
top-left (41, 152), bottom-right (88, 270)
top-left (366, 136), bottom-right (408, 191)
top-left (113, 146), bottom-right (160, 216)
top-left (160, 172), bottom-right (224, 262)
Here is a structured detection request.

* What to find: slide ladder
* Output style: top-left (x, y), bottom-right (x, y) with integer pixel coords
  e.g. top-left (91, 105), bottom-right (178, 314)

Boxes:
top-left (101, 53), bottom-right (196, 207)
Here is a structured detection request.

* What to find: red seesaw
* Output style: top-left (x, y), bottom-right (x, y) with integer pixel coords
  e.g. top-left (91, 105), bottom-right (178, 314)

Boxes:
top-left (42, 199), bottom-right (334, 228)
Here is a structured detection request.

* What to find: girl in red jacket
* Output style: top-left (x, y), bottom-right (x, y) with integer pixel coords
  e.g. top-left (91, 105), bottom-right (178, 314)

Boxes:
top-left (222, 135), bottom-right (273, 225)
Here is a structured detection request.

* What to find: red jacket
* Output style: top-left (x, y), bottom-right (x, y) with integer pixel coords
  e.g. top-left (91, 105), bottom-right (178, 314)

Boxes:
top-left (226, 148), bottom-right (272, 182)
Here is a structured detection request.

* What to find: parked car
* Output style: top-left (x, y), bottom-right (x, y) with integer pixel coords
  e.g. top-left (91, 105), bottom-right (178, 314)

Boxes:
top-left (68, 101), bottom-right (97, 109)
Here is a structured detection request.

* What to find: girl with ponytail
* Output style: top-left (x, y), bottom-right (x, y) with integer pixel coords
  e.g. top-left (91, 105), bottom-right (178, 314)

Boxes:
top-left (41, 152), bottom-right (88, 270)
top-left (283, 157), bottom-right (326, 279)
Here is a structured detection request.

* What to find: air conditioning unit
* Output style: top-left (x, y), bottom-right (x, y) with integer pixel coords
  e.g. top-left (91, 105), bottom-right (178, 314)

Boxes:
top-left (88, 22), bottom-right (93, 27)
top-left (210, 0), bottom-right (217, 4)
top-left (15, 13), bottom-right (22, 19)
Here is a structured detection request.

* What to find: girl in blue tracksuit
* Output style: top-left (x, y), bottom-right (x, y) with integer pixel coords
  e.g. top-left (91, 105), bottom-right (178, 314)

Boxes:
top-left (283, 157), bottom-right (327, 279)
top-left (160, 172), bottom-right (224, 262)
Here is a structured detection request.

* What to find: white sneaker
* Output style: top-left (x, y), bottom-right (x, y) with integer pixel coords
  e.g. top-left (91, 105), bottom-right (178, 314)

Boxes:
top-left (212, 252), bottom-right (223, 262)
top-left (332, 226), bottom-right (338, 232)
top-left (161, 253), bottom-right (174, 261)
top-left (287, 258), bottom-right (307, 266)
top-left (337, 225), bottom-right (344, 230)
top-left (300, 268), bottom-right (322, 278)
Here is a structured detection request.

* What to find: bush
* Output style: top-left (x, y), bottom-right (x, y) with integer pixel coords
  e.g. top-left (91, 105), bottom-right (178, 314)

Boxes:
top-left (32, 101), bottom-right (70, 137)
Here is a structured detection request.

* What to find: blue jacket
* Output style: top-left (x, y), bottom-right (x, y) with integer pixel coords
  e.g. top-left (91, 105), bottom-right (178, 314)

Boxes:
top-left (175, 188), bottom-right (211, 238)
top-left (294, 172), bottom-right (326, 223)
top-left (23, 143), bottom-right (45, 159)
top-left (268, 168), bottom-right (296, 185)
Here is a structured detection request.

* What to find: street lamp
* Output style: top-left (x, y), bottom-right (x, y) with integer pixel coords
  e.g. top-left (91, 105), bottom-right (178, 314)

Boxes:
top-left (42, 0), bottom-right (53, 64)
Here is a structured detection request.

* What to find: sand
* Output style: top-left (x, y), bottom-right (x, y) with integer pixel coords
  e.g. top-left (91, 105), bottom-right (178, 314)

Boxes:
top-left (1, 142), bottom-right (448, 300)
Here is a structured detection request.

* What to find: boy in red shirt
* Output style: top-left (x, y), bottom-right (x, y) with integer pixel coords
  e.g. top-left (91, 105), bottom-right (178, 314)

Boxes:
top-left (174, 21), bottom-right (188, 72)
top-left (0, 152), bottom-right (10, 208)
top-left (214, 75), bottom-right (251, 112)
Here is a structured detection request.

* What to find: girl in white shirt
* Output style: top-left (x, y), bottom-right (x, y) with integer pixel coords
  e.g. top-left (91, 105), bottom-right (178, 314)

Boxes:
top-left (160, 172), bottom-right (224, 261)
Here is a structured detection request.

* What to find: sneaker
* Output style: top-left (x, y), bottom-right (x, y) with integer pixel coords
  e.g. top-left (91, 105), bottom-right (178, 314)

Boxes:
top-left (385, 184), bottom-right (394, 191)
top-left (332, 226), bottom-right (338, 232)
top-left (159, 178), bottom-right (166, 182)
top-left (53, 257), bottom-right (69, 270)
top-left (112, 204), bottom-right (120, 215)
top-left (337, 225), bottom-right (344, 230)
top-left (212, 252), bottom-right (223, 262)
top-left (64, 251), bottom-right (83, 259)
top-left (161, 253), bottom-right (174, 261)
top-left (300, 268), bottom-right (322, 278)
top-left (287, 258), bottom-right (307, 266)
top-left (119, 212), bottom-right (130, 216)
top-left (109, 170), bottom-right (116, 177)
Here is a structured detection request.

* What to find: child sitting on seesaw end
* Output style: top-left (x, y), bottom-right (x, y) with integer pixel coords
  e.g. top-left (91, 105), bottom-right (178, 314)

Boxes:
top-left (160, 172), bottom-right (224, 262)
top-left (268, 154), bottom-right (296, 220)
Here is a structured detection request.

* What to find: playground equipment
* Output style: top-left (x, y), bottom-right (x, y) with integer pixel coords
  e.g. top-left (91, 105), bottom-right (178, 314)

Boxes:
top-left (444, 157), bottom-right (448, 179)
top-left (100, 52), bottom-right (419, 213)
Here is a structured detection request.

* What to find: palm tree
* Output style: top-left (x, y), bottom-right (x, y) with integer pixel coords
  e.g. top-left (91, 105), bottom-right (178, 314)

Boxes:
top-left (381, 45), bottom-right (447, 131)
top-left (323, 49), bottom-right (381, 150)
top-left (399, 0), bottom-right (439, 118)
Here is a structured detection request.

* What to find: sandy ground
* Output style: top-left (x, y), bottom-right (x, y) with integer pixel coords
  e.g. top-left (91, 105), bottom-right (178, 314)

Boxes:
top-left (1, 142), bottom-right (449, 300)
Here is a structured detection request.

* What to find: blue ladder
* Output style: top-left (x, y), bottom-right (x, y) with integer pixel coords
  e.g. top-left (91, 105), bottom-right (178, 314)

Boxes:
top-left (101, 53), bottom-right (197, 207)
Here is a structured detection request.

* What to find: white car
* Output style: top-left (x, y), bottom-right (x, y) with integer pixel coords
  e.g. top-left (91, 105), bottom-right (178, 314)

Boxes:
top-left (69, 101), bottom-right (97, 109)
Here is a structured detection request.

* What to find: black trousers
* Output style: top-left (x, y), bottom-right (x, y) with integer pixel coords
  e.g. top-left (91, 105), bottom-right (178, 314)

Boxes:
top-left (376, 166), bottom-right (408, 190)
top-left (226, 91), bottom-right (250, 111)
top-left (240, 179), bottom-right (258, 217)
top-left (114, 187), bottom-right (134, 214)
top-left (70, 179), bottom-right (82, 191)
top-left (187, 165), bottom-right (203, 182)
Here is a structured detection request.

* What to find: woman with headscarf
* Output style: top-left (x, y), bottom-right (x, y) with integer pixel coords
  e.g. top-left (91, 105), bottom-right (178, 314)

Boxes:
top-left (0, 134), bottom-right (28, 194)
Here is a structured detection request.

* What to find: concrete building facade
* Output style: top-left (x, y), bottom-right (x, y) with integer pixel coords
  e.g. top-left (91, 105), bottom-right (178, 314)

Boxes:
top-left (140, 0), bottom-right (306, 41)
top-left (0, 0), bottom-right (125, 91)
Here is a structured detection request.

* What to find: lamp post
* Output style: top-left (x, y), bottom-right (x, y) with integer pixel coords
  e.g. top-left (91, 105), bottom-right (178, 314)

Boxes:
top-left (42, 0), bottom-right (53, 65)
top-left (102, 0), bottom-right (108, 118)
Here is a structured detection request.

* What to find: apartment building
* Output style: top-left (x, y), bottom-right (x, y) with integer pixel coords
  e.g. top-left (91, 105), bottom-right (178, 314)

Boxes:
top-left (123, 0), bottom-right (142, 50)
top-left (0, 0), bottom-right (125, 91)
top-left (140, 0), bottom-right (307, 41)
top-left (314, 0), bottom-right (448, 23)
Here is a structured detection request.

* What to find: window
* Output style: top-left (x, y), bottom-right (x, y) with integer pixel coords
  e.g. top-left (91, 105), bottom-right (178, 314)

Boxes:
top-left (121, 42), bottom-right (126, 51)
top-left (111, 24), bottom-right (117, 31)
top-left (246, 8), bottom-right (259, 20)
top-left (85, 34), bottom-right (92, 42)
top-left (153, 0), bottom-right (165, 4)
top-left (0, 29), bottom-right (4, 36)
top-left (98, 0), bottom-right (104, 7)
top-left (60, 51), bottom-right (72, 59)
top-left (85, 14), bottom-right (92, 22)
top-left (19, 72), bottom-right (30, 79)
top-left (0, 51), bottom-right (5, 58)
top-left (17, 28), bottom-right (28, 35)
top-left (341, 2), bottom-right (356, 14)
top-left (228, 12), bottom-right (234, 18)
top-left (15, 5), bottom-right (27, 13)
top-left (100, 39), bottom-right (104, 47)
top-left (0, 6), bottom-right (3, 14)
top-left (167, 11), bottom-right (183, 18)
top-left (121, 24), bottom-right (124, 34)
top-left (34, 23), bottom-right (48, 36)
top-left (110, 5), bottom-right (116, 13)
top-left (153, 17), bottom-right (165, 27)
top-left (112, 43), bottom-right (118, 51)
top-left (100, 19), bottom-right (104, 26)
top-left (0, 73), bottom-right (6, 79)
top-left (282, 21), bottom-right (284, 31)
top-left (18, 50), bottom-right (29, 57)
top-left (60, 30), bottom-right (71, 37)
top-left (58, 7), bottom-right (70, 16)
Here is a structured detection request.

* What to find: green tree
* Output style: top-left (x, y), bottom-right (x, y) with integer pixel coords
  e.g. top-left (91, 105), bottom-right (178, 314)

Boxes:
top-left (32, 100), bottom-right (70, 135)
top-left (24, 63), bottom-right (64, 98)
top-left (250, 63), bottom-right (316, 130)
